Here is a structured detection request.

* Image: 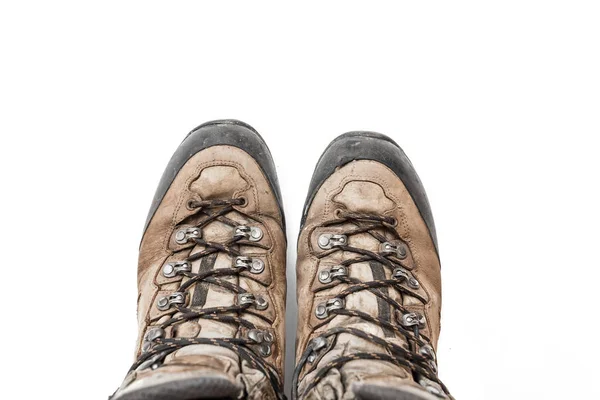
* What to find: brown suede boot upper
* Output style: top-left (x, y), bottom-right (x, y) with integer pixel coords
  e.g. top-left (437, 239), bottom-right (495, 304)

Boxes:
top-left (294, 134), bottom-right (452, 400)
top-left (112, 121), bottom-right (286, 400)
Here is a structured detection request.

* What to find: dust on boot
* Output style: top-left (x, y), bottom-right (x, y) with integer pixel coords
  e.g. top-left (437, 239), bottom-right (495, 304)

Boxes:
top-left (111, 120), bottom-right (287, 400)
top-left (293, 132), bottom-right (453, 400)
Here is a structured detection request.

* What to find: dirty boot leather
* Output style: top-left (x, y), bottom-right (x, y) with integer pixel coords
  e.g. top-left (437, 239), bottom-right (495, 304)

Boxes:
top-left (111, 120), bottom-right (286, 400)
top-left (293, 132), bottom-right (453, 400)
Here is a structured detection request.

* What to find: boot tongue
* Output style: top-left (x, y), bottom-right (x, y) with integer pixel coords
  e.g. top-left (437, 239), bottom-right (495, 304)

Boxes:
top-left (156, 213), bottom-right (275, 396)
top-left (299, 335), bottom-right (415, 399)
top-left (298, 314), bottom-right (416, 399)
top-left (300, 227), bottom-right (417, 397)
top-left (327, 231), bottom-right (404, 339)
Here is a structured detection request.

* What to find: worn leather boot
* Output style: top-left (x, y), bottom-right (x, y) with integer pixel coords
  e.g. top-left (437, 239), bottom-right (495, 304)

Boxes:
top-left (293, 132), bottom-right (453, 400)
top-left (111, 120), bottom-right (286, 400)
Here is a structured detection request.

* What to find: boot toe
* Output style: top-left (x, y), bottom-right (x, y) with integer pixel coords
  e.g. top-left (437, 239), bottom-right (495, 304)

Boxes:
top-left (144, 119), bottom-right (284, 233)
top-left (354, 383), bottom-right (443, 400)
top-left (301, 130), bottom-right (437, 254)
top-left (113, 374), bottom-right (242, 400)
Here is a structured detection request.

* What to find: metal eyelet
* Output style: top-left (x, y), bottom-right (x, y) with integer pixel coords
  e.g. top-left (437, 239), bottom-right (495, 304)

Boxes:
top-left (380, 241), bottom-right (408, 259)
top-left (186, 199), bottom-right (196, 210)
top-left (419, 344), bottom-right (436, 360)
top-left (234, 256), bottom-right (265, 274)
top-left (238, 293), bottom-right (268, 310)
top-left (419, 344), bottom-right (438, 373)
top-left (317, 234), bottom-right (348, 249)
top-left (315, 297), bottom-right (345, 319)
top-left (156, 292), bottom-right (186, 311)
top-left (318, 265), bottom-right (348, 284)
top-left (162, 261), bottom-right (191, 278)
top-left (141, 327), bottom-right (165, 353)
top-left (399, 311), bottom-right (426, 328)
top-left (392, 267), bottom-right (420, 289)
top-left (418, 377), bottom-right (447, 398)
top-left (234, 225), bottom-right (263, 241)
top-left (137, 350), bottom-right (169, 371)
top-left (248, 329), bottom-right (274, 357)
top-left (175, 227), bottom-right (201, 244)
top-left (334, 208), bottom-right (346, 219)
top-left (307, 336), bottom-right (328, 363)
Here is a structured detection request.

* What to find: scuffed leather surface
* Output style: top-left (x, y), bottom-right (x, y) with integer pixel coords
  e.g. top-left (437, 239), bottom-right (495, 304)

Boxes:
top-left (301, 132), bottom-right (438, 254)
top-left (115, 144), bottom-right (286, 400)
top-left (144, 119), bottom-right (285, 233)
top-left (296, 160), bottom-right (441, 399)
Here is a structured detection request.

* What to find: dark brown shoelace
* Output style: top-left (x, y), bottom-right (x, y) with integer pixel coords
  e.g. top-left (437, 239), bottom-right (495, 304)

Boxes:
top-left (292, 211), bottom-right (453, 400)
top-left (129, 198), bottom-right (285, 400)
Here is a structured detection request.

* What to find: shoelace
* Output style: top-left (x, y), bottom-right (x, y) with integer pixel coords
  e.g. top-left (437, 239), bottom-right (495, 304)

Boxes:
top-left (292, 210), bottom-right (453, 400)
top-left (129, 198), bottom-right (285, 399)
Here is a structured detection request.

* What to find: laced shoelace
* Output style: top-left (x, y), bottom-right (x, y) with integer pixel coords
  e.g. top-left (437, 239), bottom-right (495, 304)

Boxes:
top-left (129, 198), bottom-right (285, 400)
top-left (292, 210), bottom-right (453, 400)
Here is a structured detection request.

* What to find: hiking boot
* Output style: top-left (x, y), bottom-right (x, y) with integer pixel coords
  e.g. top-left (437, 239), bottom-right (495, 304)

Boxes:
top-left (293, 132), bottom-right (453, 400)
top-left (111, 120), bottom-right (287, 400)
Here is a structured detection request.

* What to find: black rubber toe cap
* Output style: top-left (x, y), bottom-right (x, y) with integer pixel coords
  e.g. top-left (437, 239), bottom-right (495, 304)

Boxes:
top-left (113, 376), bottom-right (241, 400)
top-left (354, 383), bottom-right (437, 400)
top-left (301, 131), bottom-right (438, 256)
top-left (143, 119), bottom-right (284, 234)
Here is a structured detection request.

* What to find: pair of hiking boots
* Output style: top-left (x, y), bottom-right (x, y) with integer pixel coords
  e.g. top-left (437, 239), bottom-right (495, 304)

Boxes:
top-left (111, 120), bottom-right (453, 400)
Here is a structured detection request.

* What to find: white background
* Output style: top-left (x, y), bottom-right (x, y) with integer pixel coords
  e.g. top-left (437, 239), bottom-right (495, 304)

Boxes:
top-left (1, 2), bottom-right (599, 399)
